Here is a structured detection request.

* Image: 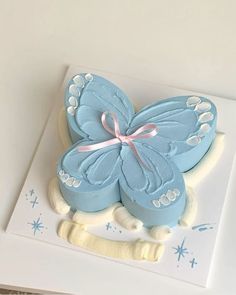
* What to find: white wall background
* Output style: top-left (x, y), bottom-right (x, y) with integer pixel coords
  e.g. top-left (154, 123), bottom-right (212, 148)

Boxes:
top-left (1, 0), bottom-right (236, 98)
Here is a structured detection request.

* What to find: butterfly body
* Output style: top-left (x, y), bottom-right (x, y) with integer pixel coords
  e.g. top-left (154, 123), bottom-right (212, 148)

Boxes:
top-left (57, 73), bottom-right (217, 227)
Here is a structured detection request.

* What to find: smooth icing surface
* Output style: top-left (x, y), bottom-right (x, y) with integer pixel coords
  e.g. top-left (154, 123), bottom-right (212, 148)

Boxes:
top-left (57, 73), bottom-right (217, 228)
top-left (183, 132), bottom-right (225, 187)
top-left (58, 220), bottom-right (164, 261)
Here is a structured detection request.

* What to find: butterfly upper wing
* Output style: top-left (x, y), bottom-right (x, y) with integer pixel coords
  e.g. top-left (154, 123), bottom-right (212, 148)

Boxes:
top-left (119, 142), bottom-right (186, 227)
top-left (57, 140), bottom-right (122, 212)
top-left (65, 73), bottom-right (135, 143)
top-left (127, 96), bottom-right (217, 172)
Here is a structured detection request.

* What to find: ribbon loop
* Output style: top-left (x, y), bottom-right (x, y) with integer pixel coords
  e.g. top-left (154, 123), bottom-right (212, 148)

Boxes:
top-left (78, 112), bottom-right (158, 169)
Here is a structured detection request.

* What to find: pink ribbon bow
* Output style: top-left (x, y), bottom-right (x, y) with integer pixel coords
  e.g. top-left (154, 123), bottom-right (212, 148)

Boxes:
top-left (78, 112), bottom-right (158, 169)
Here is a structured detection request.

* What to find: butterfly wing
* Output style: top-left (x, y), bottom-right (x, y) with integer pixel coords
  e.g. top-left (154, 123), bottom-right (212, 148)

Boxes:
top-left (119, 142), bottom-right (186, 227)
top-left (57, 140), bottom-right (122, 212)
top-left (127, 96), bottom-right (217, 172)
top-left (65, 73), bottom-right (135, 143)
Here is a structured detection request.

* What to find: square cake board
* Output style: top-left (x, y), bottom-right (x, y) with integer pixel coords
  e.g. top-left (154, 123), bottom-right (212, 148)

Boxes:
top-left (6, 66), bottom-right (236, 289)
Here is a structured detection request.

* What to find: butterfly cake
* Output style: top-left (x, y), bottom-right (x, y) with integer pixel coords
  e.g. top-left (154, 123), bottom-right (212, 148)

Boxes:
top-left (48, 73), bottom-right (223, 262)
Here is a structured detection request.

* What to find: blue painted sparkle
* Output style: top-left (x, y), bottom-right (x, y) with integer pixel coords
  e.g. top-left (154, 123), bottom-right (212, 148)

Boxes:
top-left (30, 196), bottom-right (39, 208)
top-left (28, 217), bottom-right (44, 235)
top-left (173, 238), bottom-right (188, 261)
top-left (29, 189), bottom-right (35, 196)
top-left (192, 223), bottom-right (214, 232)
top-left (190, 257), bottom-right (197, 268)
top-left (105, 222), bottom-right (112, 231)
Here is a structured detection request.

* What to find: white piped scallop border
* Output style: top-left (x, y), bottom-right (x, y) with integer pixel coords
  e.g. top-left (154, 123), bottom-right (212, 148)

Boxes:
top-left (67, 73), bottom-right (93, 116)
top-left (152, 188), bottom-right (180, 208)
top-left (58, 169), bottom-right (81, 188)
top-left (195, 101), bottom-right (211, 112)
top-left (186, 96), bottom-right (214, 146)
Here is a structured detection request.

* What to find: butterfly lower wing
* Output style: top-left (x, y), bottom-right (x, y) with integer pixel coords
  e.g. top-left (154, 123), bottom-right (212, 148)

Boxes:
top-left (119, 143), bottom-right (186, 227)
top-left (57, 140), bottom-right (121, 212)
top-left (65, 73), bottom-right (135, 143)
top-left (128, 96), bottom-right (217, 172)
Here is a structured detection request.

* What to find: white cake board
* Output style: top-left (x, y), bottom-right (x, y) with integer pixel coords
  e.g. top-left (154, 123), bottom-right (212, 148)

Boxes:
top-left (7, 66), bottom-right (236, 287)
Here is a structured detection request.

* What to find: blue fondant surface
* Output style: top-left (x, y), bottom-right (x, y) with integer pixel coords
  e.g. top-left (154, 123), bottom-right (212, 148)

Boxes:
top-left (57, 73), bottom-right (217, 227)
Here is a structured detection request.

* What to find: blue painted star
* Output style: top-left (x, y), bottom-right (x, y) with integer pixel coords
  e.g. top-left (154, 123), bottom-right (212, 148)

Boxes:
top-left (30, 196), bottom-right (39, 208)
top-left (106, 222), bottom-right (112, 231)
top-left (28, 217), bottom-right (44, 235)
top-left (173, 238), bottom-right (188, 261)
top-left (29, 189), bottom-right (35, 196)
top-left (189, 257), bottom-right (197, 268)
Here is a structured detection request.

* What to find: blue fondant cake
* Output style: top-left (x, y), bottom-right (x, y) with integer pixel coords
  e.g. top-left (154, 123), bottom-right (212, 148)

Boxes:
top-left (57, 73), bottom-right (217, 227)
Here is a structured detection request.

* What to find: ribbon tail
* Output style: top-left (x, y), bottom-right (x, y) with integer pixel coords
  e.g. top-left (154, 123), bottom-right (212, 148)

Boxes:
top-left (127, 141), bottom-right (152, 171)
top-left (78, 138), bottom-right (121, 152)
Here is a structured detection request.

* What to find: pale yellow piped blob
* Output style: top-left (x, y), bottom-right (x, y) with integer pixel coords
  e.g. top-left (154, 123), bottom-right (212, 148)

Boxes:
top-left (48, 177), bottom-right (70, 214)
top-left (179, 187), bottom-right (197, 227)
top-left (58, 220), bottom-right (164, 261)
top-left (149, 226), bottom-right (172, 241)
top-left (113, 206), bottom-right (143, 231)
top-left (58, 107), bottom-right (72, 150)
top-left (73, 202), bottom-right (122, 225)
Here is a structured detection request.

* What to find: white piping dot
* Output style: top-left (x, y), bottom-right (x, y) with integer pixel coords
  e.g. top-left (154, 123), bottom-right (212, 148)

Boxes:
top-left (195, 102), bottom-right (211, 112)
top-left (186, 96), bottom-right (201, 107)
top-left (198, 112), bottom-right (214, 123)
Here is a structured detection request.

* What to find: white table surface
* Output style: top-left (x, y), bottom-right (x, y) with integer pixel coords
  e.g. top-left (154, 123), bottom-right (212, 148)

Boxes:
top-left (1, 1), bottom-right (236, 294)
